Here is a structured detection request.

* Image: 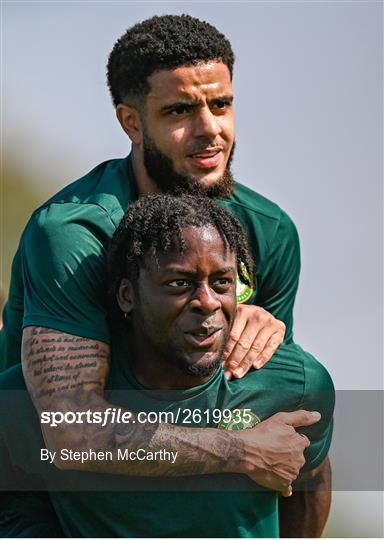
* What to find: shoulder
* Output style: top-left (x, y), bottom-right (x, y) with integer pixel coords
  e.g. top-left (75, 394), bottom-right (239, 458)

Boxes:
top-left (220, 182), bottom-right (298, 245)
top-left (24, 156), bottom-right (135, 239)
top-left (268, 343), bottom-right (334, 398)
top-left (226, 343), bottom-right (334, 415)
top-left (41, 156), bottom-right (133, 212)
top-left (301, 349), bottom-right (334, 393)
top-left (225, 345), bottom-right (334, 472)
top-left (224, 182), bottom-right (294, 225)
top-left (299, 348), bottom-right (335, 424)
top-left (21, 158), bottom-right (129, 246)
top-left (275, 345), bottom-right (335, 456)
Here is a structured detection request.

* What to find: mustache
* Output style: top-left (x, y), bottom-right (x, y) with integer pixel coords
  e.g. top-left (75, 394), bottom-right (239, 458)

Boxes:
top-left (187, 142), bottom-right (223, 154)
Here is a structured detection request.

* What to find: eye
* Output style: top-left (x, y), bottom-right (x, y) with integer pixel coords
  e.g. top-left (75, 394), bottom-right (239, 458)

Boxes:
top-left (167, 279), bottom-right (191, 289)
top-left (212, 278), bottom-right (233, 292)
top-left (169, 104), bottom-right (193, 116)
top-left (212, 99), bottom-right (232, 111)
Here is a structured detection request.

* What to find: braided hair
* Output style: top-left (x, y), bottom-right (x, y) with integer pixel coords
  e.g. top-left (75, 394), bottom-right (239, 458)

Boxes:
top-left (107, 194), bottom-right (253, 323)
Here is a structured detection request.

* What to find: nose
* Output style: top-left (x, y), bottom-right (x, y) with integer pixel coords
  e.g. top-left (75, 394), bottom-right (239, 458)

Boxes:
top-left (189, 283), bottom-right (221, 315)
top-left (193, 106), bottom-right (221, 140)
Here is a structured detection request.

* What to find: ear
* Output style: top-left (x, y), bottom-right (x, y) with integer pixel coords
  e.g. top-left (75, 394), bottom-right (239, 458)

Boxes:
top-left (116, 104), bottom-right (143, 145)
top-left (116, 278), bottom-right (135, 315)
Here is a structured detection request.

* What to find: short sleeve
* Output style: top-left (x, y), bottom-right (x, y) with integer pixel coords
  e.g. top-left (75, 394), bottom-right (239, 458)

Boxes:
top-left (296, 351), bottom-right (335, 472)
top-left (256, 210), bottom-right (300, 343)
top-left (21, 203), bottom-right (116, 343)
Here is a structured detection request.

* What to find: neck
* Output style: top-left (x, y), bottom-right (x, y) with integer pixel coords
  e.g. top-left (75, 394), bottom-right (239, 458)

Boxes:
top-left (131, 144), bottom-right (160, 196)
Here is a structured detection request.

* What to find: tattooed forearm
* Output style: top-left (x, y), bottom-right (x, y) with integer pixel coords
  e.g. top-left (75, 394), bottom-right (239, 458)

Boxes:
top-left (21, 326), bottom-right (239, 477)
top-left (21, 326), bottom-right (318, 490)
top-left (23, 327), bottom-right (108, 407)
top-left (78, 417), bottom-right (239, 476)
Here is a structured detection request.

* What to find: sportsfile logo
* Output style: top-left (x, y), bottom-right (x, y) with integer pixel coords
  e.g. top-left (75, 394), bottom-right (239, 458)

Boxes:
top-left (40, 407), bottom-right (251, 427)
top-left (41, 408), bottom-right (135, 427)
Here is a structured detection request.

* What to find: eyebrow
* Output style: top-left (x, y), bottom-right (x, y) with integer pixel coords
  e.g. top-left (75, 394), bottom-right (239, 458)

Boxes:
top-left (160, 95), bottom-right (234, 113)
top-left (214, 94), bottom-right (234, 104)
top-left (161, 267), bottom-right (236, 276)
top-left (160, 101), bottom-right (197, 113)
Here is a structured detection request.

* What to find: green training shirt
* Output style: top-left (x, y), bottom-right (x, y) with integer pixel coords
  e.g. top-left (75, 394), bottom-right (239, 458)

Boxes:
top-left (0, 343), bottom-right (334, 537)
top-left (0, 155), bottom-right (300, 370)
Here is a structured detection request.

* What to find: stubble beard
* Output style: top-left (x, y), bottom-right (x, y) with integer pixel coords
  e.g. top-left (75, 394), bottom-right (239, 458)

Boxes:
top-left (142, 130), bottom-right (236, 199)
top-left (129, 312), bottom-right (228, 381)
top-left (166, 340), bottom-right (227, 379)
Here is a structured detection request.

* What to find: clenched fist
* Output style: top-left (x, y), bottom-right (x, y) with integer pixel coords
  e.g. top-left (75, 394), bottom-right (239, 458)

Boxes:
top-left (229, 410), bottom-right (321, 495)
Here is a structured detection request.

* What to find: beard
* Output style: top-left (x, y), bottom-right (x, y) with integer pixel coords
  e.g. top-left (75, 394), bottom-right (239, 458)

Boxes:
top-left (167, 341), bottom-right (226, 379)
top-left (142, 130), bottom-right (235, 199)
top-left (164, 324), bottom-right (231, 379)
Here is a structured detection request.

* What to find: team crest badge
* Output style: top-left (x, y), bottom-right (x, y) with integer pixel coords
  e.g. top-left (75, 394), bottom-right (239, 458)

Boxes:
top-left (217, 409), bottom-right (261, 431)
top-left (236, 263), bottom-right (254, 304)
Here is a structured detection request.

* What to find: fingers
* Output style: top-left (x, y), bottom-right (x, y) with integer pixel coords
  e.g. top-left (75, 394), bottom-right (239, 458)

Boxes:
top-left (223, 307), bottom-right (248, 362)
top-left (223, 322), bottom-right (255, 378)
top-left (223, 305), bottom-right (286, 378)
top-left (298, 432), bottom-right (311, 448)
top-left (281, 485), bottom-right (293, 497)
top-left (222, 360), bottom-right (233, 381)
top-left (233, 326), bottom-right (278, 375)
top-left (224, 322), bottom-right (278, 378)
top-left (252, 330), bottom-right (284, 370)
top-left (276, 410), bottom-right (321, 428)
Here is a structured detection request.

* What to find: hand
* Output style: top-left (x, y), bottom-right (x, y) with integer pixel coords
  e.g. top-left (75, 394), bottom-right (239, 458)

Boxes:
top-left (223, 304), bottom-right (286, 379)
top-left (230, 410), bottom-right (321, 494)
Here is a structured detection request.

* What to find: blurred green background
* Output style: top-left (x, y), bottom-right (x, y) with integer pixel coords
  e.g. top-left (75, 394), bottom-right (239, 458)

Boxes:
top-left (1, 155), bottom-right (47, 296)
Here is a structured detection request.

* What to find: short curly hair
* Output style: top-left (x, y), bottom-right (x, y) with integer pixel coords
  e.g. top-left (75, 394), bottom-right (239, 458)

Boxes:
top-left (107, 194), bottom-right (253, 323)
top-left (107, 14), bottom-right (235, 107)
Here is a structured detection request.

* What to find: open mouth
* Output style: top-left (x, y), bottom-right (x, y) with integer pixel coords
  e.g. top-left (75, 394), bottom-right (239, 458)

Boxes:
top-left (188, 148), bottom-right (222, 169)
top-left (184, 327), bottom-right (223, 348)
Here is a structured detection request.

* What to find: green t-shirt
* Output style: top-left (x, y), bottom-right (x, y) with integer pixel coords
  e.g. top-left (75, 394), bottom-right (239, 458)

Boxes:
top-left (0, 155), bottom-right (300, 370)
top-left (0, 343), bottom-right (334, 537)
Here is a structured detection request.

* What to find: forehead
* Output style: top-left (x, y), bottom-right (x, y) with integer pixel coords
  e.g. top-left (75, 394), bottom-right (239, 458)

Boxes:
top-left (146, 61), bottom-right (233, 106)
top-left (144, 225), bottom-right (236, 273)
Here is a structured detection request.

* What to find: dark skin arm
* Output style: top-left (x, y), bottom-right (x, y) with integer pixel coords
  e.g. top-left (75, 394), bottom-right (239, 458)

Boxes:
top-left (22, 326), bottom-right (231, 477)
top-left (279, 457), bottom-right (332, 538)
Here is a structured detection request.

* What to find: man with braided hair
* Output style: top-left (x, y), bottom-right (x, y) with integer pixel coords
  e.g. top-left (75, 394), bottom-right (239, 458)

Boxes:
top-left (0, 195), bottom-right (334, 537)
top-left (107, 194), bottom-right (254, 302)
top-left (0, 14), bottom-right (331, 537)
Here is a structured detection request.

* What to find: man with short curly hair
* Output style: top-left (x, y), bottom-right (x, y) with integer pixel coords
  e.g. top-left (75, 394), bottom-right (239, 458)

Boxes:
top-left (107, 15), bottom-right (237, 199)
top-left (1, 14), bottom-right (331, 537)
top-left (108, 15), bottom-right (235, 106)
